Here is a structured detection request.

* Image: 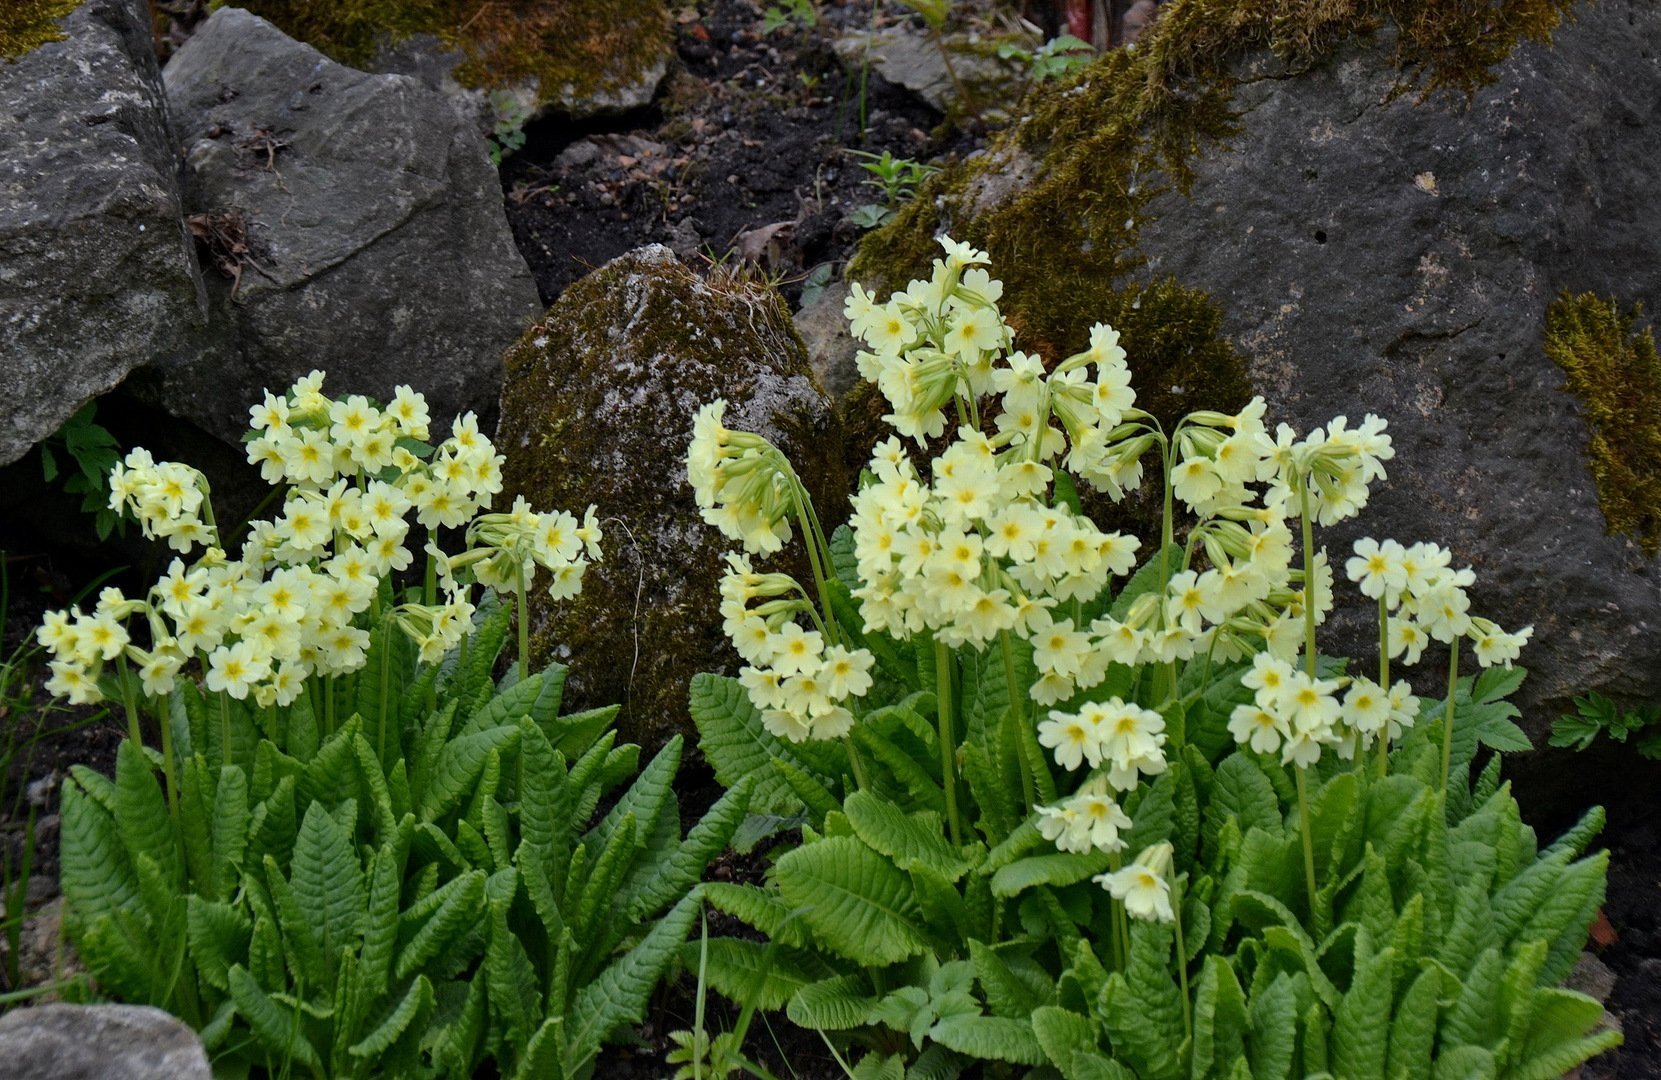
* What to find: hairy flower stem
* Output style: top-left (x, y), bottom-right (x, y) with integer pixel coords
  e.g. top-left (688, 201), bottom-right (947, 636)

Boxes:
top-left (1441, 643), bottom-right (1460, 803)
top-left (219, 690), bottom-right (232, 769)
top-left (842, 736), bottom-right (871, 793)
top-left (935, 641), bottom-right (964, 847)
top-left (999, 633), bottom-right (1036, 808)
top-left (1298, 482), bottom-right (1318, 678)
top-left (517, 560), bottom-right (531, 685)
top-left (1376, 597), bottom-right (1390, 780)
top-left (114, 654), bottom-right (143, 749)
top-left (1295, 766), bottom-right (1320, 929)
top-left (1107, 851), bottom-right (1127, 971)
top-left (378, 616), bottom-right (393, 766)
top-left (1172, 872), bottom-right (1192, 1046)
top-left (790, 482), bottom-right (841, 649)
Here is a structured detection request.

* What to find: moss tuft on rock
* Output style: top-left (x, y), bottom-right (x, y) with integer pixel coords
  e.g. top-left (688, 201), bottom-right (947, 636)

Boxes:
top-left (1, 0), bottom-right (79, 61)
top-left (496, 248), bottom-right (844, 750)
top-left (211, 0), bottom-right (669, 107)
top-left (1545, 292), bottom-right (1661, 555)
top-left (850, 0), bottom-right (1573, 424)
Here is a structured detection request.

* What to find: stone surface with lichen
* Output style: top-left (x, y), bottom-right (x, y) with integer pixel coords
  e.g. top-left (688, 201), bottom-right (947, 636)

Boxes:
top-left (209, 0), bottom-right (671, 120)
top-left (496, 246), bottom-right (845, 750)
top-left (849, 0), bottom-right (1661, 775)
top-left (0, 0), bottom-right (207, 466)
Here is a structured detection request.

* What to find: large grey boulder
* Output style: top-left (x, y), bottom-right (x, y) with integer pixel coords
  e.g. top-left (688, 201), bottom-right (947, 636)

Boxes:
top-left (854, 0), bottom-right (1661, 757)
top-left (496, 246), bottom-right (845, 748)
top-left (1129, 1), bottom-right (1661, 743)
top-left (146, 7), bottom-right (541, 442)
top-left (0, 1004), bottom-right (210, 1080)
top-left (0, 0), bottom-right (206, 466)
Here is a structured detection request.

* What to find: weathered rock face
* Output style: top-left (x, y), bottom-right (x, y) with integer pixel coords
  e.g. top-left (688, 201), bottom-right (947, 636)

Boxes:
top-left (146, 6), bottom-right (541, 442)
top-left (853, 0), bottom-right (1661, 757)
top-left (222, 0), bottom-right (670, 123)
top-left (0, 0), bottom-right (207, 466)
top-left (1128, 1), bottom-right (1661, 744)
top-left (0, 1004), bottom-right (211, 1080)
top-left (497, 246), bottom-right (844, 748)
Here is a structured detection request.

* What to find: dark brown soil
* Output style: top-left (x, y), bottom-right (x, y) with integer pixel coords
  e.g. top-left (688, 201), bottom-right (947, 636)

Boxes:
top-left (498, 0), bottom-right (971, 313)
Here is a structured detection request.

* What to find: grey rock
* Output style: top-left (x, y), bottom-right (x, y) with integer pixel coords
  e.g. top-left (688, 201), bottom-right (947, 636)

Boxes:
top-left (147, 7), bottom-right (541, 442)
top-left (0, 1003), bottom-right (209, 1080)
top-left (794, 280), bottom-right (861, 398)
top-left (834, 25), bottom-right (1026, 116)
top-left (0, 0), bottom-right (207, 466)
top-left (927, 1), bottom-right (1661, 751)
top-left (1127, 0), bottom-right (1661, 743)
top-left (497, 246), bottom-right (844, 748)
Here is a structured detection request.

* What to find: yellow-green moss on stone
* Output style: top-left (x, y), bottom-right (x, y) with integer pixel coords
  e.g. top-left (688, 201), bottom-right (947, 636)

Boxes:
top-left (851, 0), bottom-right (1574, 417)
top-left (211, 0), bottom-right (669, 106)
top-left (1545, 293), bottom-right (1661, 555)
top-left (1, 0), bottom-right (78, 61)
top-left (496, 251), bottom-right (845, 750)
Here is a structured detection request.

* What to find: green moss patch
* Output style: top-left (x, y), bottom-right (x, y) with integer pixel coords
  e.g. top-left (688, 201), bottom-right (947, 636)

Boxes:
top-left (214, 0), bottom-right (669, 105)
top-left (1, 0), bottom-right (78, 61)
top-left (1545, 293), bottom-right (1661, 555)
top-left (851, 0), bottom-right (1573, 423)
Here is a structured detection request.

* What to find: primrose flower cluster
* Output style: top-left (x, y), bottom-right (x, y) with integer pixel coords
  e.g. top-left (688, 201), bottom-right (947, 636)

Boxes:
top-left (38, 372), bottom-right (599, 708)
top-left (1346, 537), bottom-right (1533, 667)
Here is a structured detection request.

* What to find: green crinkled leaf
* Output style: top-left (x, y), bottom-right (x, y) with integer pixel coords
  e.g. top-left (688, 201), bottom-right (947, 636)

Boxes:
top-left (349, 973), bottom-right (433, 1059)
top-left (690, 672), bottom-right (820, 815)
top-left (1446, 945), bottom-right (1507, 1049)
top-left (186, 896), bottom-right (251, 992)
top-left (1434, 1043), bottom-right (1497, 1080)
top-left (358, 846), bottom-right (401, 1002)
top-left (1511, 988), bottom-right (1623, 1080)
top-left (228, 963), bottom-right (322, 1069)
top-left (1248, 972), bottom-right (1299, 1080)
top-left (59, 772), bottom-right (140, 935)
top-left (776, 835), bottom-right (928, 966)
top-left (1388, 965), bottom-right (1440, 1079)
top-left (1527, 850), bottom-right (1609, 987)
top-left (846, 790), bottom-right (973, 881)
top-left (1192, 954), bottom-right (1249, 1080)
top-left (928, 1014), bottom-right (1046, 1066)
top-left (990, 850), bottom-right (1112, 898)
top-left (419, 724), bottom-right (521, 822)
top-left (852, 719), bottom-right (946, 815)
top-left (1205, 754), bottom-right (1280, 858)
top-left (210, 765), bottom-right (250, 900)
top-left (566, 892), bottom-right (700, 1070)
top-left (486, 867), bottom-right (540, 1050)
top-left (700, 882), bottom-right (809, 948)
top-left (1030, 1005), bottom-right (1097, 1069)
top-left (789, 974), bottom-right (879, 1030)
top-left (1332, 939), bottom-right (1393, 1080)
top-left (396, 870), bottom-right (485, 982)
top-left (590, 736), bottom-right (681, 853)
top-left (686, 937), bottom-right (838, 1012)
top-left (292, 801), bottom-right (366, 982)
top-left (115, 740), bottom-right (179, 888)
top-left (458, 671), bottom-right (543, 739)
top-left (1124, 770), bottom-right (1177, 856)
top-left (630, 777), bottom-right (751, 919)
top-left (971, 939), bottom-right (1047, 1019)
top-left (1102, 921), bottom-right (1185, 1080)
top-left (297, 718), bottom-right (361, 814)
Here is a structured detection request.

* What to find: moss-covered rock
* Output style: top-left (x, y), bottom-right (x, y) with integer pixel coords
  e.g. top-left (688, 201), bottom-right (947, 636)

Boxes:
top-left (1545, 293), bottom-right (1661, 556)
top-left (211, 0), bottom-right (670, 117)
top-left (849, 0), bottom-right (1572, 422)
top-left (497, 247), bottom-right (845, 750)
top-left (854, 0), bottom-right (1661, 782)
top-left (0, 0), bottom-right (78, 60)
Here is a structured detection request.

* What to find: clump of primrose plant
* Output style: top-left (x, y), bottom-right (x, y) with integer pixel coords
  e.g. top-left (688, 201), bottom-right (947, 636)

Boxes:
top-left (683, 237), bottom-right (1604, 1080)
top-left (38, 370), bottom-right (598, 796)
